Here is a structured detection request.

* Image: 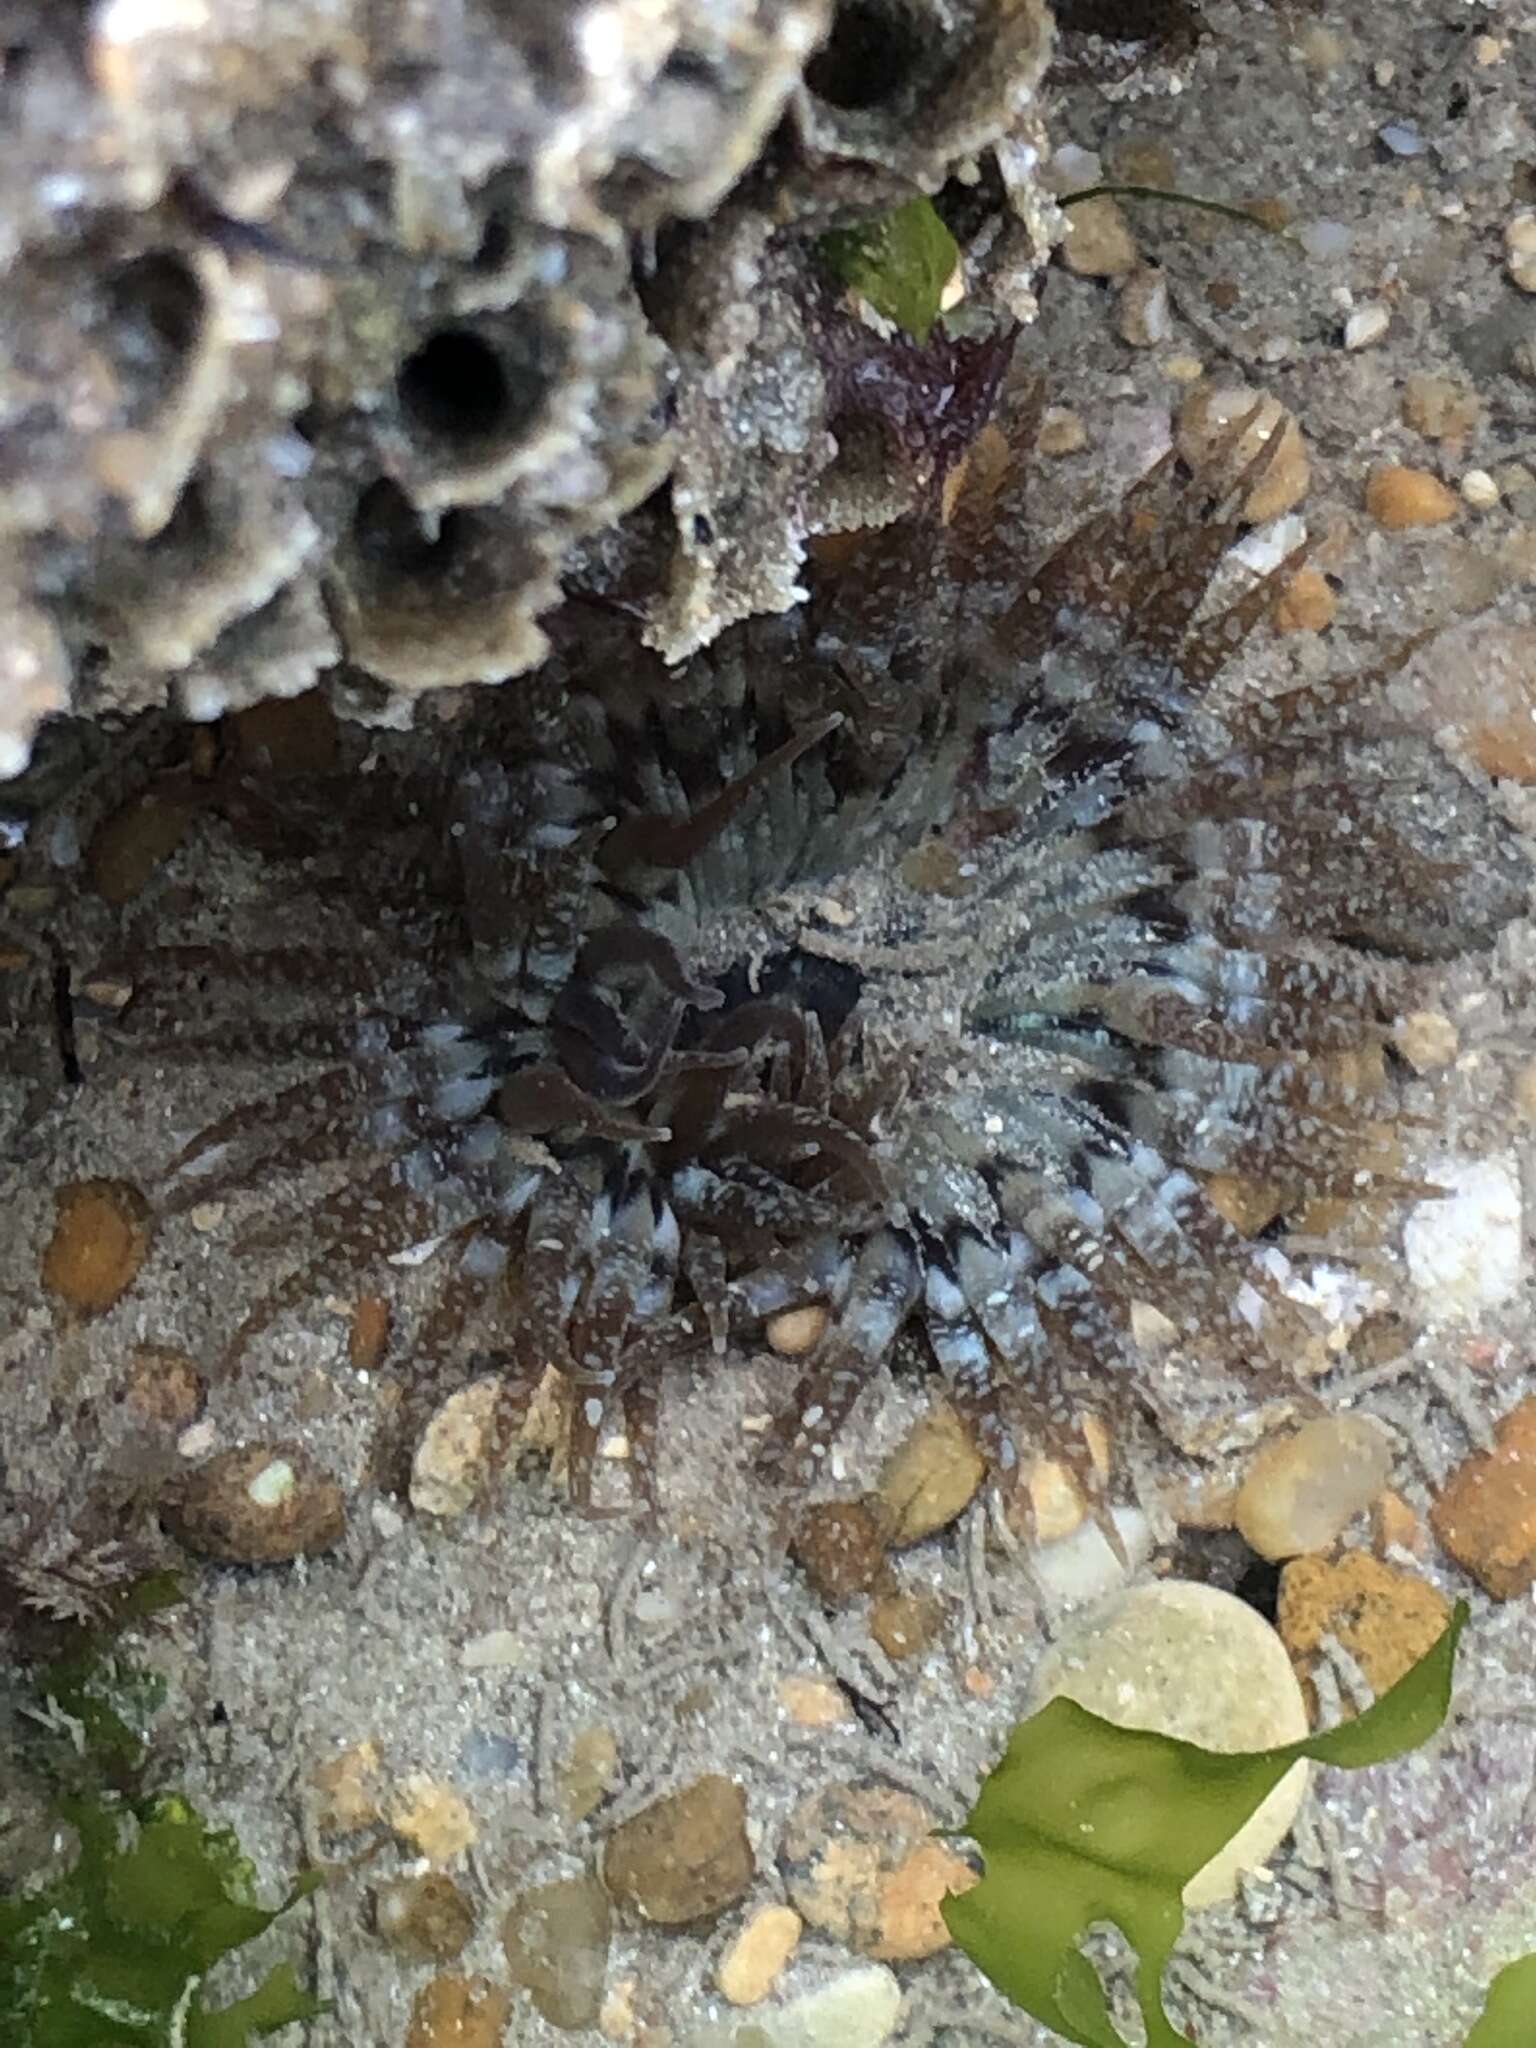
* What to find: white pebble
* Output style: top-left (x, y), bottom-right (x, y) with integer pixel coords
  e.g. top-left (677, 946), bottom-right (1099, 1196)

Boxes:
top-left (685, 1964), bottom-right (902, 2048)
top-left (1344, 304), bottom-right (1390, 349)
top-left (1461, 468), bottom-right (1499, 508)
top-left (1030, 1504), bottom-right (1150, 1609)
top-left (1404, 1155), bottom-right (1522, 1319)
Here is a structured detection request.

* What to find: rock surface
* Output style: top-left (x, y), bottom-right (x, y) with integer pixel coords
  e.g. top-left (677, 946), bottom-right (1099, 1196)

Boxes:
top-left (161, 1442), bottom-right (344, 1563)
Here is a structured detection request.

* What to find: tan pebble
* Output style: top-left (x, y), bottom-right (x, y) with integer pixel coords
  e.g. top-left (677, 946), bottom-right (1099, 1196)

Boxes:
top-left (188, 1202), bottom-right (225, 1233)
top-left (42, 1178), bottom-right (153, 1316)
top-left (87, 793), bottom-right (194, 905)
top-left (1025, 1457), bottom-right (1088, 1542)
top-left (779, 1780), bottom-right (974, 1962)
top-left (1243, 195), bottom-right (1293, 231)
top-left (1060, 194), bottom-right (1137, 277)
top-left (1366, 464), bottom-right (1457, 530)
top-left (868, 1588), bottom-right (945, 1661)
top-left (598, 1979), bottom-right (639, 2041)
top-left (521, 1361), bottom-right (574, 1459)
top-left (777, 1674), bottom-right (853, 1727)
top-left (1271, 565), bottom-right (1336, 634)
top-left (603, 1774), bottom-right (754, 1924)
top-left (79, 976), bottom-right (134, 1009)
top-left (404, 1974), bottom-right (510, 2048)
top-left (410, 1374), bottom-right (501, 1517)
top-left (558, 1724), bottom-right (621, 1821)
top-left (1461, 469), bottom-right (1499, 509)
top-left (873, 1402), bottom-right (984, 1546)
top-left (962, 1663), bottom-right (995, 1697)
top-left (1401, 371), bottom-right (1481, 445)
top-left (162, 1442), bottom-right (345, 1564)
top-left (1175, 382), bottom-right (1309, 521)
top-left (348, 1293), bottom-right (390, 1371)
top-left (1343, 304), bottom-right (1390, 350)
top-left (1277, 1549), bottom-right (1450, 1714)
top-left (766, 1303), bottom-right (830, 1356)
top-left (1506, 213), bottom-right (1536, 293)
top-left (311, 1739), bottom-right (383, 1832)
top-left (1373, 1487), bottom-right (1427, 1558)
top-left (1160, 1476), bottom-right (1239, 1529)
top-left (1105, 139), bottom-right (1177, 188)
top-left (503, 1873), bottom-right (612, 2030)
top-left (1430, 1396), bottom-right (1536, 1597)
top-left (715, 1903), bottom-right (802, 2005)
top-left (791, 1498), bottom-right (891, 1605)
top-left (1205, 1170), bottom-right (1287, 1238)
top-left (388, 1776), bottom-right (478, 1864)
top-left (1036, 406), bottom-right (1088, 456)
top-left (120, 1342), bottom-right (205, 1428)
top-left (376, 1871), bottom-right (476, 1961)
top-left (1162, 352), bottom-right (1204, 382)
top-left (1236, 1415), bottom-right (1394, 1561)
top-left (1116, 266), bottom-right (1172, 348)
top-left (1393, 1009), bottom-right (1458, 1073)
top-left (1297, 22), bottom-right (1346, 71)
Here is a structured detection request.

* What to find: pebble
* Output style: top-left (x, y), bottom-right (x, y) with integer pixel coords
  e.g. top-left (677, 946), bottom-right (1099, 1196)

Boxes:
top-left (1372, 1488), bottom-right (1426, 1558)
top-left (1031, 1580), bottom-right (1310, 1908)
top-left (86, 792), bottom-right (194, 904)
top-left (1030, 1504), bottom-right (1151, 1608)
top-left (1271, 565), bottom-right (1336, 634)
top-left (1392, 1009), bottom-right (1458, 1073)
top-left (558, 1724), bottom-right (621, 1822)
top-left (1461, 469), bottom-right (1500, 509)
top-left (777, 1675), bottom-right (854, 1728)
top-left (161, 1442), bottom-right (345, 1563)
top-left (1506, 212), bottom-right (1536, 294)
top-left (1174, 382), bottom-right (1309, 521)
top-left (459, 1628), bottom-right (523, 1672)
top-left (376, 1871), bottom-right (476, 1962)
top-left (1403, 1155), bottom-right (1521, 1318)
top-left (387, 1776), bottom-right (478, 1864)
top-left (1277, 1550), bottom-right (1451, 1713)
top-left (603, 1774), bottom-right (754, 1924)
top-left (1037, 405), bottom-right (1088, 455)
top-left (684, 1965), bottom-right (903, 2048)
top-left (348, 1293), bottom-right (390, 1371)
top-left (1343, 304), bottom-right (1390, 350)
top-left (1234, 1415), bottom-right (1395, 1562)
top-left (791, 1499), bottom-right (892, 1605)
top-left (405, 1974), bottom-right (511, 2048)
top-left (767, 1304), bottom-right (830, 1356)
top-left (779, 1780), bottom-right (975, 1961)
top-left (1061, 195), bottom-right (1137, 278)
top-left (867, 1588), bottom-right (944, 1661)
top-left (715, 1903), bottom-right (802, 2005)
top-left (1430, 1396), bottom-right (1536, 1597)
top-left (872, 1403), bottom-right (984, 1545)
top-left (120, 1341), bottom-right (205, 1427)
top-left (1116, 266), bottom-right (1172, 348)
top-left (1365, 464), bottom-right (1457, 529)
top-left (410, 1374), bottom-right (501, 1517)
top-left (503, 1872), bottom-right (612, 2030)
top-left (41, 1178), bottom-right (154, 1316)
top-left (310, 1739), bottom-right (383, 1831)
top-left (1400, 372), bottom-right (1481, 445)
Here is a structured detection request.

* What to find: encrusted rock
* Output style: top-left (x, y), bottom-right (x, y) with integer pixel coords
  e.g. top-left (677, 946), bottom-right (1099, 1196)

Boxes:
top-left (1031, 1580), bottom-right (1310, 1907)
top-left (1234, 1415), bottom-right (1395, 1562)
top-left (311, 1739), bottom-right (383, 1832)
top-left (867, 1588), bottom-right (944, 1661)
top-left (162, 1442), bottom-right (344, 1563)
top-left (404, 1974), bottom-right (511, 2048)
top-left (872, 1403), bottom-right (984, 1546)
top-left (1277, 1550), bottom-right (1451, 1713)
top-left (779, 1780), bottom-right (976, 1961)
top-left (503, 1872), bottom-right (612, 2031)
top-left (376, 1872), bottom-right (476, 1963)
top-left (41, 1178), bottom-right (154, 1317)
top-left (715, 1903), bottom-right (802, 2005)
top-left (791, 1500), bottom-right (892, 1606)
top-left (410, 1374), bottom-right (502, 1518)
top-left (603, 1774), bottom-right (754, 1925)
top-left (1430, 1396), bottom-right (1536, 1598)
top-left (387, 1776), bottom-right (478, 1865)
top-left (86, 793), bottom-right (194, 903)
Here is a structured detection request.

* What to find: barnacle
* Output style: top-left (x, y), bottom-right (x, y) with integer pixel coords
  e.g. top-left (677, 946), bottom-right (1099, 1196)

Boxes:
top-left (77, 393), bottom-right (1530, 1523)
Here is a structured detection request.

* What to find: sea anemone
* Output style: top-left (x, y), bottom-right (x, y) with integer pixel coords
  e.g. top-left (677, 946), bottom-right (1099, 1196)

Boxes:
top-left (92, 397), bottom-right (1530, 1519)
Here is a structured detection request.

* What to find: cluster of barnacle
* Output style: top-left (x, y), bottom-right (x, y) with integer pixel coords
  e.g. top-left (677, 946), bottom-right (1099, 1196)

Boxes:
top-left (55, 386), bottom-right (1527, 1523)
top-left (0, 0), bottom-right (1057, 775)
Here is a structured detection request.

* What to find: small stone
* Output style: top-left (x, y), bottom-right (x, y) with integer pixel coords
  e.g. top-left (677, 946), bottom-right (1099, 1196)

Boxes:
top-left (1235, 1415), bottom-right (1396, 1562)
top-left (558, 1725), bottom-right (621, 1822)
top-left (120, 1342), bottom-right (205, 1428)
top-left (162, 1443), bottom-right (345, 1563)
top-left (459, 1628), bottom-right (524, 1671)
top-left (1061, 194), bottom-right (1137, 278)
top-left (187, 1201), bottom-right (226, 1234)
top-left (1277, 1550), bottom-right (1451, 1713)
top-left (310, 1739), bottom-right (383, 1831)
top-left (867, 1588), bottom-right (944, 1661)
top-left (1204, 1170), bottom-right (1287, 1238)
top-left (41, 1178), bottom-right (154, 1316)
top-left (690, 1965), bottom-right (904, 2048)
top-left (1430, 1396), bottom-right (1536, 1597)
top-left (503, 1872), bottom-right (612, 2030)
top-left (1343, 304), bottom-right (1390, 349)
top-left (1372, 1488), bottom-right (1425, 1557)
top-left (388, 1776), bottom-right (478, 1864)
top-left (1461, 469), bottom-right (1500, 509)
top-left (1162, 351), bottom-right (1204, 382)
top-left (777, 1675), bottom-right (853, 1727)
top-left (873, 1403), bottom-right (984, 1546)
top-left (348, 1293), bottom-right (390, 1371)
top-left (1401, 372), bottom-right (1481, 445)
top-left (791, 1500), bottom-right (891, 1606)
top-left (715, 1903), bottom-right (802, 2005)
top-left (1393, 1009), bottom-right (1458, 1072)
top-left (87, 793), bottom-right (194, 905)
top-left (1031, 1581), bottom-right (1309, 1907)
top-left (1031, 1505), bottom-right (1151, 1607)
top-left (767, 1304), bottom-right (830, 1356)
top-left (376, 1872), bottom-right (476, 1962)
top-left (1023, 1456), bottom-right (1089, 1543)
top-left (405, 1974), bottom-right (511, 2048)
top-left (410, 1374), bottom-right (501, 1517)
top-left (1175, 382), bottom-right (1310, 521)
top-left (1116, 266), bottom-right (1172, 347)
top-left (1506, 212), bottom-right (1536, 293)
top-left (603, 1774), bottom-right (753, 1924)
top-left (779, 1780), bottom-right (976, 1962)
top-left (1366, 464), bottom-right (1458, 529)
top-left (1271, 565), bottom-right (1336, 634)
top-left (1404, 1155), bottom-right (1522, 1319)
top-left (1036, 405), bottom-right (1088, 456)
